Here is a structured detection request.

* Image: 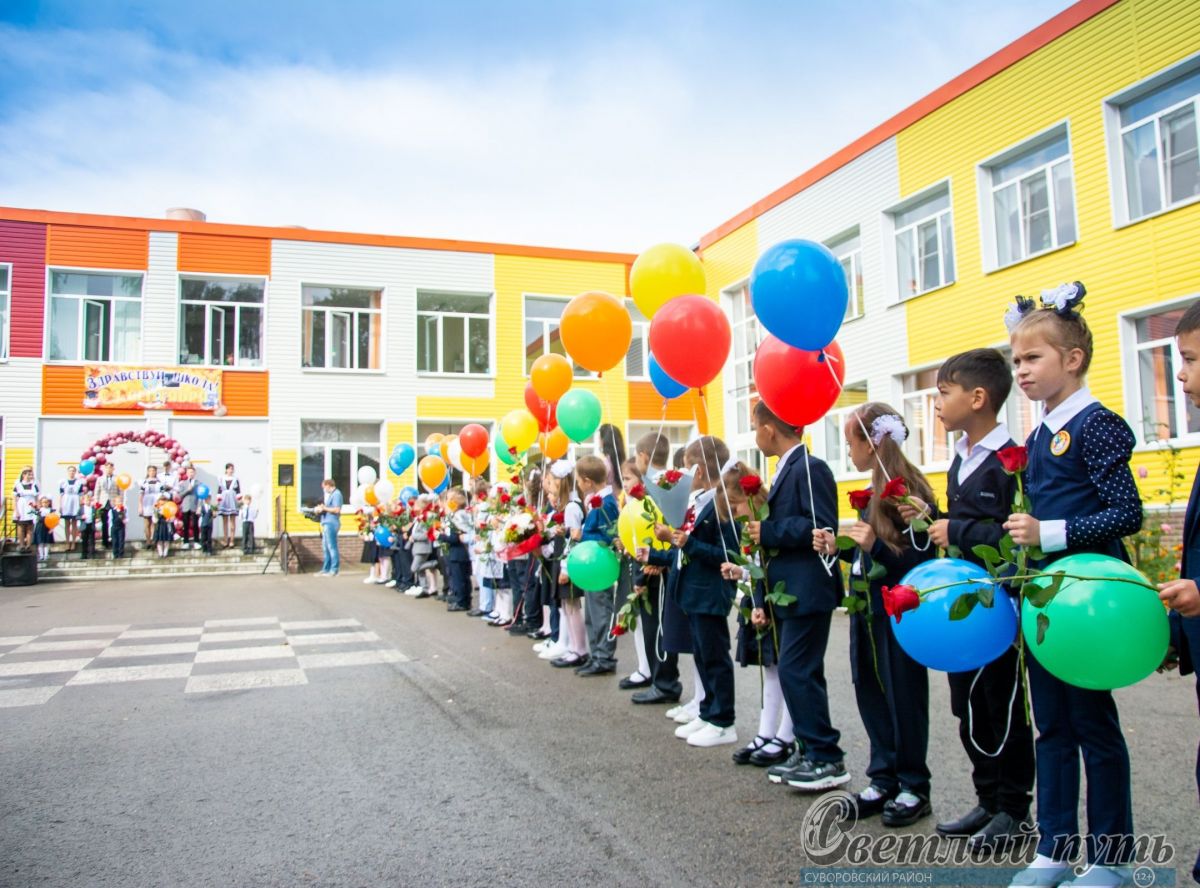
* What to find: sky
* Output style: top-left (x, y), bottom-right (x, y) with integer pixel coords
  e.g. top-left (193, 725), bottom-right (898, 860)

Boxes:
top-left (0, 0), bottom-right (1075, 252)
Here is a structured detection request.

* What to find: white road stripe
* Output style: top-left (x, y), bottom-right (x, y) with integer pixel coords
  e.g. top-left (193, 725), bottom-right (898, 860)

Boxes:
top-left (202, 617), bottom-right (279, 628)
top-left (68, 663), bottom-right (193, 685)
top-left (0, 658), bottom-right (93, 677)
top-left (0, 636), bottom-right (37, 647)
top-left (97, 642), bottom-right (200, 658)
top-left (42, 625), bottom-right (128, 637)
top-left (194, 646), bottom-right (297, 664)
top-left (185, 669), bottom-right (307, 693)
top-left (298, 649), bottom-right (408, 669)
top-left (286, 631), bottom-right (380, 646)
top-left (119, 627), bottom-right (203, 639)
top-left (0, 686), bottom-right (63, 707)
top-left (18, 639), bottom-right (112, 653)
top-left (201, 629), bottom-right (285, 643)
top-left (280, 619), bottom-right (362, 631)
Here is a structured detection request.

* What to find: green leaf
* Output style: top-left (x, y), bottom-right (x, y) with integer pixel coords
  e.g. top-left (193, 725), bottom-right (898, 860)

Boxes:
top-left (971, 544), bottom-right (1001, 566)
top-left (735, 514), bottom-right (750, 524)
top-left (747, 564), bottom-right (765, 581)
top-left (999, 534), bottom-right (1015, 560)
top-left (866, 562), bottom-right (886, 581)
top-left (851, 579), bottom-right (869, 593)
top-left (835, 536), bottom-right (857, 551)
top-left (946, 545), bottom-right (963, 559)
top-left (840, 595), bottom-right (857, 610)
top-left (739, 605), bottom-right (752, 622)
top-left (949, 592), bottom-right (979, 621)
top-left (976, 582), bottom-right (995, 608)
top-left (772, 580), bottom-right (787, 598)
top-left (1023, 579), bottom-right (1056, 609)
top-left (767, 548), bottom-right (780, 558)
top-left (1012, 490), bottom-right (1025, 512)
top-left (759, 504), bottom-right (770, 520)
top-left (1036, 612), bottom-right (1050, 645)
top-left (911, 518), bottom-right (929, 533)
top-left (1027, 545), bottom-right (1045, 561)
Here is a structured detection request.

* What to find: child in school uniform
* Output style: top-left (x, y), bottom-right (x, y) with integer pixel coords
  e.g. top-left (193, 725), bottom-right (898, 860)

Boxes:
top-left (1003, 284), bottom-right (1143, 888)
top-left (139, 466), bottom-right (163, 545)
top-left (13, 466), bottom-right (40, 552)
top-left (407, 496), bottom-right (440, 599)
top-left (616, 458), bottom-right (654, 689)
top-left (899, 349), bottom-right (1036, 851)
top-left (239, 495), bottom-right (258, 555)
top-left (815, 403), bottom-right (937, 826)
top-left (153, 496), bottom-right (174, 558)
top-left (574, 455), bottom-right (621, 676)
top-left (439, 489), bottom-right (472, 612)
top-left (78, 491), bottom-right (97, 561)
top-left (33, 496), bottom-right (56, 562)
top-left (59, 464), bottom-right (85, 553)
top-left (547, 462), bottom-right (590, 668)
top-left (109, 499), bottom-right (127, 560)
top-left (197, 494), bottom-right (215, 555)
top-left (216, 463), bottom-right (241, 549)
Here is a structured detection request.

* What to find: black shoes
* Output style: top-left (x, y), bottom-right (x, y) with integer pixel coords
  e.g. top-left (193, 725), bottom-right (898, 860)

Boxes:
top-left (785, 758), bottom-right (852, 792)
top-left (576, 661), bottom-right (615, 676)
top-left (766, 743), bottom-right (806, 784)
top-left (467, 608), bottom-right (487, 617)
top-left (551, 654), bottom-right (587, 669)
top-left (936, 805), bottom-right (995, 837)
top-left (618, 674), bottom-right (651, 690)
top-left (749, 739), bottom-right (793, 767)
top-left (966, 812), bottom-right (1034, 853)
top-left (851, 786), bottom-right (897, 820)
top-left (631, 686), bottom-right (680, 704)
top-left (882, 795), bottom-right (933, 828)
top-left (732, 736), bottom-right (770, 765)
top-left (446, 603), bottom-right (467, 612)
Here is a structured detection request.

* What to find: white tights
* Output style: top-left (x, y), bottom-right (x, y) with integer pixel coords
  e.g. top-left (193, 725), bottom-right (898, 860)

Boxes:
top-left (757, 665), bottom-right (795, 742)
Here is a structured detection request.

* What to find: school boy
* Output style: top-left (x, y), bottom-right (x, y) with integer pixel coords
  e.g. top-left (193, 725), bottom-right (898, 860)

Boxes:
top-left (439, 489), bottom-right (473, 612)
top-left (575, 455), bottom-right (621, 676)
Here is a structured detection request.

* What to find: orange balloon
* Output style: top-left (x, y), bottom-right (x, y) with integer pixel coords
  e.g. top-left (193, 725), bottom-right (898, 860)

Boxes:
top-left (559, 291), bottom-right (632, 373)
top-left (161, 502), bottom-right (178, 521)
top-left (424, 433), bottom-right (444, 454)
top-left (439, 434), bottom-right (458, 463)
top-left (116, 473), bottom-right (132, 490)
top-left (461, 450), bottom-right (490, 477)
top-left (44, 512), bottom-right (61, 530)
top-left (540, 427), bottom-right (570, 460)
top-left (419, 455), bottom-right (448, 489)
top-left (531, 353), bottom-right (573, 402)
top-left (364, 486), bottom-right (379, 506)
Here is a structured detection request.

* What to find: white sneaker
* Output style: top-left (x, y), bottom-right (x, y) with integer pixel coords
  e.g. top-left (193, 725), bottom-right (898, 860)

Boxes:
top-left (539, 641), bottom-right (568, 660)
top-left (404, 586), bottom-right (422, 597)
top-left (674, 707), bottom-right (699, 724)
top-left (1007, 862), bottom-right (1072, 888)
top-left (363, 576), bottom-right (376, 584)
top-left (687, 724), bottom-right (738, 748)
top-left (532, 640), bottom-right (550, 653)
top-left (374, 577), bottom-right (389, 584)
top-left (674, 717), bottom-right (708, 739)
top-left (665, 704), bottom-right (684, 720)
top-left (385, 579), bottom-right (397, 588)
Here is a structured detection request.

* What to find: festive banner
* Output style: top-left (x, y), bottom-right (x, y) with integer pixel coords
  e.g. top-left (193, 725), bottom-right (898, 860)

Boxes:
top-left (83, 365), bottom-right (222, 412)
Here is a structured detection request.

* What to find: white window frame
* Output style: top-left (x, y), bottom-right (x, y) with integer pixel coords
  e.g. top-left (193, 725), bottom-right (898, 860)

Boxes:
top-left (625, 420), bottom-right (696, 458)
top-left (898, 366), bottom-right (957, 471)
top-left (824, 230), bottom-right (865, 322)
top-left (0, 262), bottom-right (10, 362)
top-left (1105, 51), bottom-right (1200, 228)
top-left (723, 280), bottom-right (762, 460)
top-left (977, 122), bottom-right (1078, 271)
top-left (522, 293), bottom-right (596, 379)
top-left (45, 267), bottom-right (144, 364)
top-left (625, 300), bottom-right (650, 380)
top-left (1119, 295), bottom-right (1200, 448)
top-left (820, 385), bottom-right (871, 482)
top-left (885, 182), bottom-right (956, 302)
top-left (177, 274), bottom-right (267, 370)
top-left (298, 420), bottom-right (384, 511)
top-left (415, 290), bottom-right (493, 377)
top-left (300, 283), bottom-right (384, 374)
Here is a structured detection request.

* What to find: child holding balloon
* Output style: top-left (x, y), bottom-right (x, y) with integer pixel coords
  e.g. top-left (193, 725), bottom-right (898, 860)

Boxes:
top-left (33, 495), bottom-right (57, 562)
top-left (574, 455), bottom-right (621, 676)
top-left (153, 495), bottom-right (174, 558)
top-left (1002, 286), bottom-right (1143, 888)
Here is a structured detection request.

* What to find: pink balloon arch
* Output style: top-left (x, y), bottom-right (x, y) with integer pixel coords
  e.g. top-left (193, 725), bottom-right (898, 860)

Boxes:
top-left (78, 430), bottom-right (192, 496)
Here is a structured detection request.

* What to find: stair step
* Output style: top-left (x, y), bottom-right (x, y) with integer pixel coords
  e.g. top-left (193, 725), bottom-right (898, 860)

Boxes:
top-left (36, 564), bottom-right (283, 582)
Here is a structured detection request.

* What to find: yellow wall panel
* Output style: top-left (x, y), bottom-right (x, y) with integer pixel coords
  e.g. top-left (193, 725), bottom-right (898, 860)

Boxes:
top-left (4, 447), bottom-right (34, 516)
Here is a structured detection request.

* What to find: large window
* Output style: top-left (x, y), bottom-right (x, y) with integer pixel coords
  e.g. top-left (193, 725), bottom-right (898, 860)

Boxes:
top-left (891, 187), bottom-right (955, 300)
top-left (626, 421), bottom-right (695, 463)
top-left (178, 276), bottom-right (264, 367)
top-left (1115, 65), bottom-right (1200, 222)
top-left (1131, 307), bottom-right (1200, 442)
top-left (302, 285), bottom-right (382, 370)
top-left (524, 296), bottom-right (590, 377)
top-left (299, 421), bottom-right (382, 509)
top-left (826, 231), bottom-right (865, 321)
top-left (48, 271), bottom-right (142, 362)
top-left (821, 382), bottom-right (869, 478)
top-left (987, 130), bottom-right (1076, 267)
top-left (416, 291), bottom-right (491, 375)
top-left (625, 301), bottom-right (650, 379)
top-left (900, 367), bottom-right (956, 468)
top-left (725, 282), bottom-right (762, 445)
top-left (0, 264), bottom-right (9, 360)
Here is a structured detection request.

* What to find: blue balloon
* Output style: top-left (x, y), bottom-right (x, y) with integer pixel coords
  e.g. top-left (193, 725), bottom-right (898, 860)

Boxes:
top-left (79, 459), bottom-right (96, 476)
top-left (891, 558), bottom-right (1018, 673)
top-left (750, 239), bottom-right (848, 351)
top-left (648, 352), bottom-right (688, 400)
top-left (373, 525), bottom-right (394, 547)
top-left (389, 443), bottom-right (415, 476)
top-left (195, 483), bottom-right (210, 500)
top-left (398, 486), bottom-right (418, 503)
top-left (433, 476), bottom-right (450, 495)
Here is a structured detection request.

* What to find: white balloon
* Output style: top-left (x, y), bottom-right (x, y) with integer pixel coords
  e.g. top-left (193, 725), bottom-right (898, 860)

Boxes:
top-left (447, 438), bottom-right (465, 473)
top-left (251, 483), bottom-right (263, 498)
top-left (374, 479), bottom-right (395, 503)
top-left (357, 465), bottom-right (378, 486)
top-left (351, 483), bottom-right (368, 506)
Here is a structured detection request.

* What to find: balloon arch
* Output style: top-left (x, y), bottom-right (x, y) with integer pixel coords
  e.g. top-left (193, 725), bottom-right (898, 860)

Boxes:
top-left (76, 429), bottom-right (192, 492)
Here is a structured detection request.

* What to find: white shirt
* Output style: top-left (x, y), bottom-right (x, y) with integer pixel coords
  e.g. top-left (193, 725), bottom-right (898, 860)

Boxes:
top-left (955, 423), bottom-right (1012, 485)
top-left (776, 442), bottom-right (804, 477)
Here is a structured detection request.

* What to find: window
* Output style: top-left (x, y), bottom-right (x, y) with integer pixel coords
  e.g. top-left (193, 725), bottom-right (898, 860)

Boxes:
top-left (416, 291), bottom-right (491, 375)
top-left (1115, 65), bottom-right (1200, 222)
top-left (302, 285), bottom-right (382, 370)
top-left (900, 367), bottom-right (956, 468)
top-left (891, 187), bottom-right (954, 299)
top-left (821, 382), bottom-right (869, 478)
top-left (524, 296), bottom-right (591, 377)
top-left (625, 302), bottom-right (650, 379)
top-left (48, 271), bottom-right (142, 362)
top-left (1131, 307), bottom-right (1200, 442)
top-left (299, 421), bottom-right (382, 508)
top-left (178, 276), bottom-right (264, 367)
top-left (725, 282), bottom-right (763, 443)
top-left (0, 264), bottom-right (9, 360)
top-left (987, 130), bottom-right (1076, 267)
top-left (626, 421), bottom-right (695, 463)
top-left (825, 232), bottom-right (865, 321)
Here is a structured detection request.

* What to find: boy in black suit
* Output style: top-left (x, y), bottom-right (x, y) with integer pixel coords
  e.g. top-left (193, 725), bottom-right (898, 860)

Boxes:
top-left (747, 401), bottom-right (848, 791)
top-left (1158, 302), bottom-right (1200, 886)
top-left (900, 348), bottom-right (1035, 851)
top-left (439, 489), bottom-right (473, 612)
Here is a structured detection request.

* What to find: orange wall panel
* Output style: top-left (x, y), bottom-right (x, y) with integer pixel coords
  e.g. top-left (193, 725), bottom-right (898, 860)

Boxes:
top-left (46, 225), bottom-right (148, 270)
top-left (220, 371), bottom-right (269, 416)
top-left (627, 381), bottom-right (697, 423)
top-left (42, 365), bottom-right (141, 415)
top-left (178, 232), bottom-right (271, 276)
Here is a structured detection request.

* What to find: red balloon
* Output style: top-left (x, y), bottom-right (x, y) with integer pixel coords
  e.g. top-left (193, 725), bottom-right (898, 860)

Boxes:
top-left (647, 295), bottom-right (731, 389)
top-left (753, 337), bottom-right (846, 427)
top-left (524, 384), bottom-right (557, 432)
top-left (459, 423), bottom-right (490, 459)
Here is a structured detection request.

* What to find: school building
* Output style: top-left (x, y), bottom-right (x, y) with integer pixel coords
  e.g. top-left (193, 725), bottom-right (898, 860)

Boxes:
top-left (0, 0), bottom-right (1196, 541)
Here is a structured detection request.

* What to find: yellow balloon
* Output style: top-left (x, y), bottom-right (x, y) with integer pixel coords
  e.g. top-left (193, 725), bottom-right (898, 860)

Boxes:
top-left (364, 486), bottom-right (379, 506)
top-left (462, 450), bottom-right (490, 477)
top-left (418, 455), bottom-right (448, 489)
top-left (630, 243), bottom-right (707, 319)
top-left (617, 498), bottom-right (669, 555)
top-left (500, 409), bottom-right (539, 453)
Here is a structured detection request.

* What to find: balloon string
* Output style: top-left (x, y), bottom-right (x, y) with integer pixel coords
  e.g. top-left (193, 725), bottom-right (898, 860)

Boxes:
top-left (852, 412), bottom-right (930, 552)
top-left (803, 446), bottom-right (837, 577)
top-left (966, 652), bottom-right (1022, 758)
top-left (691, 393), bottom-right (730, 565)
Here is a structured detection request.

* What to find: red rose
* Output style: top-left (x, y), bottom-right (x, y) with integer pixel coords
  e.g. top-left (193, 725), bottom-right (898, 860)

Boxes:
top-left (848, 489), bottom-right (872, 511)
top-left (516, 496), bottom-right (527, 507)
top-left (881, 584), bottom-right (921, 623)
top-left (476, 490), bottom-right (486, 501)
top-left (881, 477), bottom-right (908, 499)
top-left (739, 475), bottom-right (763, 496)
top-left (551, 511), bottom-right (565, 524)
top-left (499, 493), bottom-right (511, 504)
top-left (427, 530), bottom-right (436, 542)
top-left (628, 483), bottom-right (646, 500)
top-left (664, 469), bottom-right (683, 483)
top-left (742, 545), bottom-right (753, 555)
top-left (588, 495), bottom-right (603, 509)
top-left (996, 446), bottom-right (1029, 474)
top-left (611, 623), bottom-right (627, 637)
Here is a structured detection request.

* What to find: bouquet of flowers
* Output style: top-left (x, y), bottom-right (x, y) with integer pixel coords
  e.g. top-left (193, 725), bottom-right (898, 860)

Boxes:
top-left (499, 509), bottom-right (543, 561)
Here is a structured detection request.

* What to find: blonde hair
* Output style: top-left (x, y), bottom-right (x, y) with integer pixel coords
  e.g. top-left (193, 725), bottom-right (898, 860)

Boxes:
top-left (684, 436), bottom-right (729, 486)
top-left (1011, 308), bottom-right (1094, 376)
top-left (716, 462), bottom-right (768, 522)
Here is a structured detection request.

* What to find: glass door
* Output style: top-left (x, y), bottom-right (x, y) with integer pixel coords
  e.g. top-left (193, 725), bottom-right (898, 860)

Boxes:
top-left (208, 305), bottom-right (227, 366)
top-left (83, 299), bottom-right (109, 361)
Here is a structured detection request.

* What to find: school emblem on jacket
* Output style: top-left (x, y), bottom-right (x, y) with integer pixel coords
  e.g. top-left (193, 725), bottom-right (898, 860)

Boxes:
top-left (1050, 430), bottom-right (1071, 456)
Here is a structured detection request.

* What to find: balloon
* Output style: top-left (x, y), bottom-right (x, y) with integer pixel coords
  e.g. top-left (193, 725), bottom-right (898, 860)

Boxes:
top-left (617, 499), bottom-right (670, 556)
top-left (374, 479), bottom-right (395, 503)
top-left (446, 438), bottom-right (464, 472)
top-left (116, 473), bottom-right (132, 491)
top-left (494, 430), bottom-right (519, 466)
top-left (648, 352), bottom-right (688, 400)
top-left (893, 559), bottom-right (1018, 672)
top-left (357, 465), bottom-right (378, 486)
top-left (432, 476), bottom-right (450, 495)
top-left (78, 459), bottom-right (96, 476)
top-left (524, 384), bottom-right (557, 432)
top-left (363, 485), bottom-right (379, 506)
top-left (196, 483), bottom-right (210, 500)
top-left (754, 337), bottom-right (845, 427)
top-left (250, 483), bottom-right (263, 499)
top-left (750, 239), bottom-right (848, 351)
top-left (399, 486), bottom-right (418, 503)
top-left (462, 450), bottom-right (490, 477)
top-left (418, 455), bottom-right (448, 490)
top-left (389, 443), bottom-right (415, 476)
top-left (539, 427), bottom-right (570, 460)
top-left (556, 389), bottom-right (602, 443)
top-left (566, 541), bottom-right (621, 592)
top-left (424, 433), bottom-right (444, 454)
top-left (530, 353), bottom-right (573, 403)
top-left (500, 409), bottom-right (539, 453)
top-left (1021, 553), bottom-right (1168, 690)
top-left (374, 525), bottom-right (394, 547)
top-left (647, 295), bottom-right (730, 388)
top-left (630, 242), bottom-right (707, 318)
top-left (351, 484), bottom-right (367, 507)
top-left (44, 513), bottom-right (60, 531)
top-left (438, 435), bottom-right (458, 464)
top-left (161, 502), bottom-right (178, 521)
top-left (559, 291), bottom-right (631, 373)
top-left (458, 424), bottom-right (489, 459)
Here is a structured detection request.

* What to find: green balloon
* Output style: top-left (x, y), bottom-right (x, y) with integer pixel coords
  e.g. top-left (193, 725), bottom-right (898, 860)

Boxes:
top-left (557, 389), bottom-right (602, 443)
top-left (566, 541), bottom-right (620, 592)
top-left (493, 429), bottom-right (519, 466)
top-left (1021, 552), bottom-right (1167, 690)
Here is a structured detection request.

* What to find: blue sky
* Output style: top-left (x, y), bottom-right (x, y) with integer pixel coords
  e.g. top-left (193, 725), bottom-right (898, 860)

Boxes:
top-left (0, 0), bottom-right (1073, 251)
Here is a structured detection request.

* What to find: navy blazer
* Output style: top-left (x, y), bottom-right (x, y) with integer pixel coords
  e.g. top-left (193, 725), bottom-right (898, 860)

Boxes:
top-left (1172, 463), bottom-right (1200, 676)
top-left (581, 493), bottom-right (620, 544)
top-left (438, 524), bottom-right (471, 564)
top-left (757, 446), bottom-right (843, 617)
top-left (647, 496), bottom-right (738, 617)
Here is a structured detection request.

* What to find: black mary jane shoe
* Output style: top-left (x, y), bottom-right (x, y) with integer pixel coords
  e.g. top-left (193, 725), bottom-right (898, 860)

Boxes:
top-left (853, 786), bottom-right (898, 820)
top-left (881, 795), bottom-right (933, 828)
top-left (732, 736), bottom-right (770, 765)
top-left (748, 739), bottom-right (792, 767)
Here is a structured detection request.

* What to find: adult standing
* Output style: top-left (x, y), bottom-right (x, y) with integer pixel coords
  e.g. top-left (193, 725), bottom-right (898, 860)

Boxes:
top-left (95, 462), bottom-right (120, 549)
top-left (216, 463), bottom-right (241, 549)
top-left (314, 478), bottom-right (343, 576)
top-left (12, 466), bottom-right (39, 552)
top-left (177, 466), bottom-right (198, 549)
top-left (58, 464), bottom-right (85, 553)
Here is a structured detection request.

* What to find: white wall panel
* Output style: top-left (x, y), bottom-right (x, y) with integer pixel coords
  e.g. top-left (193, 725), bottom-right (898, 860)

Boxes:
top-left (142, 232), bottom-right (178, 364)
top-left (0, 358), bottom-right (43, 446)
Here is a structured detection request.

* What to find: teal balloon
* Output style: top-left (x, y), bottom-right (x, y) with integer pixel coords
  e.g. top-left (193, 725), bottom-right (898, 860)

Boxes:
top-left (557, 389), bottom-right (602, 443)
top-left (1021, 552), bottom-right (1167, 690)
top-left (79, 459), bottom-right (96, 475)
top-left (389, 443), bottom-right (415, 476)
top-left (566, 541), bottom-right (620, 592)
top-left (493, 429), bottom-right (519, 466)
